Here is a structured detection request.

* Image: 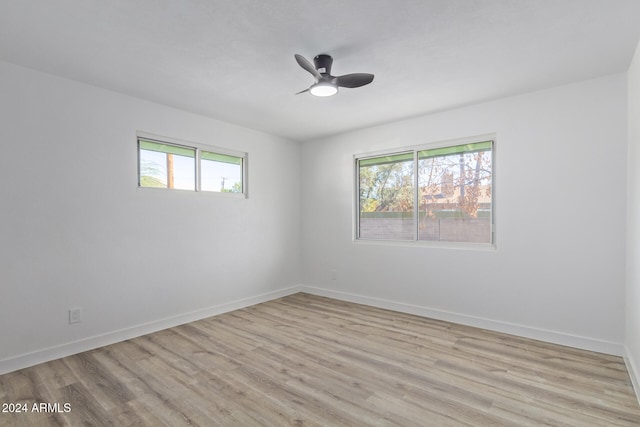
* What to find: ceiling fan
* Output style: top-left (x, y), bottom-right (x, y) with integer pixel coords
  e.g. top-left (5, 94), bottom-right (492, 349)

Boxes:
top-left (294, 53), bottom-right (374, 97)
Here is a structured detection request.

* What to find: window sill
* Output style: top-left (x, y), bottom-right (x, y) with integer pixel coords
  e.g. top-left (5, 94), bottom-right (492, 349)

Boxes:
top-left (353, 238), bottom-right (496, 251)
top-left (136, 186), bottom-right (247, 199)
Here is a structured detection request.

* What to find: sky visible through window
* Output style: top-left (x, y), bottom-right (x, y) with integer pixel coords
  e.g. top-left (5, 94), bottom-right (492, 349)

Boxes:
top-left (139, 148), bottom-right (242, 192)
top-left (201, 156), bottom-right (242, 192)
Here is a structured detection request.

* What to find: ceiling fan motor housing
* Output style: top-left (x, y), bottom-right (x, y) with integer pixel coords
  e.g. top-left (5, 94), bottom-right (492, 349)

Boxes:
top-left (314, 54), bottom-right (333, 76)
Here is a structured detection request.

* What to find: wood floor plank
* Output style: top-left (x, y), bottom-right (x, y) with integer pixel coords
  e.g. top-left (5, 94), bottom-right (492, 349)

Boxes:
top-left (1, 292), bottom-right (639, 426)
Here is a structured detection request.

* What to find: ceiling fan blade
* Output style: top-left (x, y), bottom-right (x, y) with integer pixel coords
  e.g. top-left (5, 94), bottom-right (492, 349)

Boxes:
top-left (295, 54), bottom-right (321, 80)
top-left (334, 73), bottom-right (374, 88)
top-left (295, 88), bottom-right (310, 95)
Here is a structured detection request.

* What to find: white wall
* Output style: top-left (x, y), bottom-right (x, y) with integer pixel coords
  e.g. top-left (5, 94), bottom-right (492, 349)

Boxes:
top-left (0, 61), bottom-right (301, 373)
top-left (626, 40), bottom-right (640, 397)
top-left (301, 74), bottom-right (628, 354)
top-left (0, 57), bottom-right (632, 375)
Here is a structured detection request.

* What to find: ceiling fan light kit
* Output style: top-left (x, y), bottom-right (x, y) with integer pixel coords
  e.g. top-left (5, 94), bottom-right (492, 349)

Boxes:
top-left (309, 82), bottom-right (338, 97)
top-left (295, 53), bottom-right (374, 97)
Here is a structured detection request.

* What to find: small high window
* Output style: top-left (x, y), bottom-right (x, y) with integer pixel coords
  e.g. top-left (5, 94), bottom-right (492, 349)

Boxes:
top-left (138, 134), bottom-right (246, 196)
top-left (356, 136), bottom-right (494, 245)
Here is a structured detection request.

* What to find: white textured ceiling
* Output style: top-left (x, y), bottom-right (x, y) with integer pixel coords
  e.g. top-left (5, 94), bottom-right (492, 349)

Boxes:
top-left (1, 0), bottom-right (639, 141)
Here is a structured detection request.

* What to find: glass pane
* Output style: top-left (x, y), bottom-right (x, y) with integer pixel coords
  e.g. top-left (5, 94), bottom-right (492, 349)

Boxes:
top-left (201, 151), bottom-right (243, 193)
top-left (359, 153), bottom-right (414, 240)
top-left (139, 140), bottom-right (196, 157)
top-left (418, 143), bottom-right (492, 243)
top-left (418, 141), bottom-right (492, 159)
top-left (139, 141), bottom-right (195, 190)
top-left (359, 152), bottom-right (414, 167)
top-left (201, 151), bottom-right (242, 165)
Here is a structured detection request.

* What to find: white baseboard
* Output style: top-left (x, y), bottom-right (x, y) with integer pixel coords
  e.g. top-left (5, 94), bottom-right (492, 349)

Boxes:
top-left (624, 345), bottom-right (640, 407)
top-left (1, 284), bottom-right (627, 378)
top-left (299, 286), bottom-right (624, 356)
top-left (0, 286), bottom-right (302, 375)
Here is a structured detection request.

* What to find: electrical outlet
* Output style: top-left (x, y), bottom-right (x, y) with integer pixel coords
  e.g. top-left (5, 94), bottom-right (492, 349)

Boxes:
top-left (331, 270), bottom-right (337, 280)
top-left (69, 308), bottom-right (81, 324)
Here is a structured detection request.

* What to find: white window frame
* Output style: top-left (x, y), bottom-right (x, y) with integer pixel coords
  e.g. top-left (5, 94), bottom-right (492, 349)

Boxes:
top-left (137, 131), bottom-right (248, 198)
top-left (354, 134), bottom-right (496, 250)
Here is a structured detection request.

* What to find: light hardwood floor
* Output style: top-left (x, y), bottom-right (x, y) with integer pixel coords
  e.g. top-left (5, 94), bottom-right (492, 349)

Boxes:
top-left (1, 293), bottom-right (639, 426)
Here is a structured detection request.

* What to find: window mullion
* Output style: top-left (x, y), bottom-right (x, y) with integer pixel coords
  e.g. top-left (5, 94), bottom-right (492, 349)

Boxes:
top-left (195, 148), bottom-right (202, 192)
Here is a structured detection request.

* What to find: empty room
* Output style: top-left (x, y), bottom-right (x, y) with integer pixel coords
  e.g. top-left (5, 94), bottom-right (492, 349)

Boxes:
top-left (2, 0), bottom-right (640, 425)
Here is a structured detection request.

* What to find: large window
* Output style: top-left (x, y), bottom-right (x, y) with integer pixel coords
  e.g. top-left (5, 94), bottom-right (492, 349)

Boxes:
top-left (357, 136), bottom-right (493, 245)
top-left (138, 134), bottom-right (246, 196)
